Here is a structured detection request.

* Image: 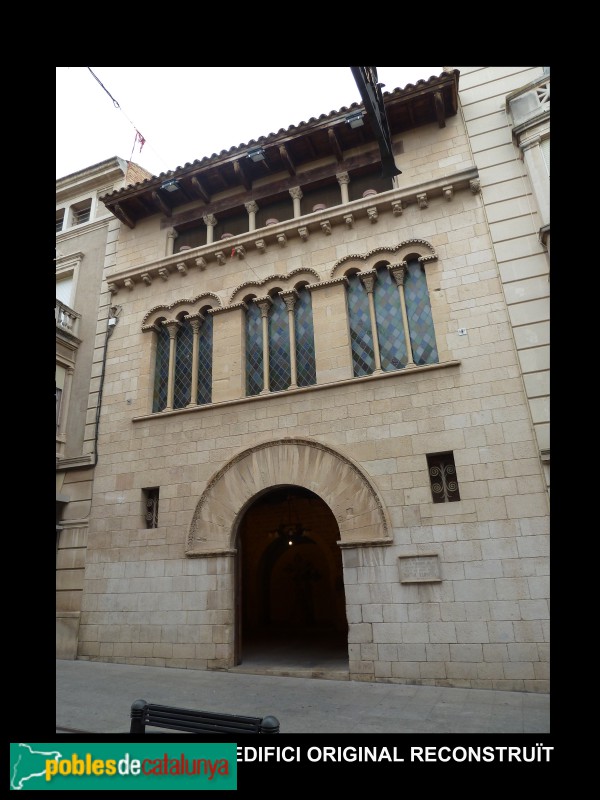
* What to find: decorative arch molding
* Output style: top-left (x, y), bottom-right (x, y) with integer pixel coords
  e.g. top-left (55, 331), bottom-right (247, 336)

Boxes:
top-left (229, 268), bottom-right (320, 304)
top-left (330, 240), bottom-right (438, 280)
top-left (141, 293), bottom-right (221, 326)
top-left (186, 438), bottom-right (393, 556)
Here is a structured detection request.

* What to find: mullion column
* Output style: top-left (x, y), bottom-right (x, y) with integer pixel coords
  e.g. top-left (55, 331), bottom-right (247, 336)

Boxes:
top-left (255, 296), bottom-right (272, 395)
top-left (187, 314), bottom-right (204, 406)
top-left (359, 270), bottom-right (383, 374)
top-left (164, 320), bottom-right (180, 411)
top-left (281, 290), bottom-right (299, 389)
top-left (389, 263), bottom-right (416, 368)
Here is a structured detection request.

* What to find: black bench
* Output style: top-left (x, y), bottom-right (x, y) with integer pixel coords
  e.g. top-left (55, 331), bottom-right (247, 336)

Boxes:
top-left (130, 699), bottom-right (280, 735)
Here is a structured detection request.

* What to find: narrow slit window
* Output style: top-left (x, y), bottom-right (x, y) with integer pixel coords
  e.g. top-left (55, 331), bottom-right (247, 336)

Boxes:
top-left (427, 452), bottom-right (460, 503)
top-left (143, 488), bottom-right (160, 528)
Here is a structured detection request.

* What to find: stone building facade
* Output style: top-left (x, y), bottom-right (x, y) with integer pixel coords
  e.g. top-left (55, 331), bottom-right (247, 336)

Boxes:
top-left (56, 158), bottom-right (151, 658)
top-left (61, 67), bottom-right (550, 693)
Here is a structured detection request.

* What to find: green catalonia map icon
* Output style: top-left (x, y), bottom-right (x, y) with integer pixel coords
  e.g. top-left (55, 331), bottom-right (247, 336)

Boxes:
top-left (10, 743), bottom-right (63, 791)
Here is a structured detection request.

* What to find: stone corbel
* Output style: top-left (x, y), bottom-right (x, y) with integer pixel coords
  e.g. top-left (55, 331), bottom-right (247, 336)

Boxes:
top-left (343, 213), bottom-right (354, 228)
top-left (215, 251), bottom-right (226, 265)
top-left (176, 262), bottom-right (188, 275)
top-left (158, 268), bottom-right (170, 281)
top-left (391, 201), bottom-right (403, 216)
top-left (195, 257), bottom-right (207, 270)
top-left (367, 207), bottom-right (378, 223)
top-left (124, 278), bottom-right (135, 290)
top-left (320, 220), bottom-right (332, 235)
top-left (141, 273), bottom-right (152, 285)
top-left (233, 245), bottom-right (246, 259)
top-left (108, 283), bottom-right (118, 294)
top-left (416, 193), bottom-right (428, 209)
top-left (442, 185), bottom-right (454, 201)
top-left (277, 233), bottom-right (287, 247)
top-left (255, 239), bottom-right (267, 253)
top-left (297, 227), bottom-right (309, 241)
top-left (469, 179), bottom-right (481, 194)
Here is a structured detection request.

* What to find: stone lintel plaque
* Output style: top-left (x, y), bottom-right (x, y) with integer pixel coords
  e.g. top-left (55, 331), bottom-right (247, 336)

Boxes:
top-left (398, 554), bottom-right (441, 583)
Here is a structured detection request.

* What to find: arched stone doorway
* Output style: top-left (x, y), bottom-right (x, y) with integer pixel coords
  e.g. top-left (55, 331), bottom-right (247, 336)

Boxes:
top-left (186, 438), bottom-right (392, 674)
top-left (238, 486), bottom-right (348, 669)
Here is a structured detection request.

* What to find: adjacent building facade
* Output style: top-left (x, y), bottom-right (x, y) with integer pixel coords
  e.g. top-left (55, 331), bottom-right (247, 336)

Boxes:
top-left (56, 158), bottom-right (152, 658)
top-left (57, 67), bottom-right (550, 693)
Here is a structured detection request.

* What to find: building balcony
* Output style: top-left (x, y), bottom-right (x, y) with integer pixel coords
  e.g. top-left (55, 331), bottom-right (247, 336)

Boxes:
top-left (56, 299), bottom-right (81, 339)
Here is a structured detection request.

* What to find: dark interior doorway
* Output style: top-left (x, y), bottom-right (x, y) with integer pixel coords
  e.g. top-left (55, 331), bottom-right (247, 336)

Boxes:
top-left (238, 486), bottom-right (348, 670)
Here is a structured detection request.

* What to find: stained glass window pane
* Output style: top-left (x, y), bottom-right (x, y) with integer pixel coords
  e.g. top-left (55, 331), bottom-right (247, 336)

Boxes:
top-left (374, 267), bottom-right (407, 371)
top-left (269, 294), bottom-right (291, 392)
top-left (152, 324), bottom-right (170, 412)
top-left (295, 288), bottom-right (316, 387)
top-left (405, 260), bottom-right (439, 365)
top-left (347, 274), bottom-right (375, 376)
top-left (174, 319), bottom-right (193, 409)
top-left (246, 301), bottom-right (263, 396)
top-left (198, 314), bottom-right (213, 405)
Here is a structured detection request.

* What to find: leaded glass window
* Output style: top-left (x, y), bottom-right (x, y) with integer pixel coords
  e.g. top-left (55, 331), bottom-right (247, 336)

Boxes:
top-left (269, 294), bottom-right (291, 392)
top-left (198, 314), bottom-right (213, 405)
top-left (246, 300), bottom-right (263, 396)
top-left (374, 266), bottom-right (407, 370)
top-left (294, 287), bottom-right (317, 387)
top-left (405, 260), bottom-right (438, 366)
top-left (152, 323), bottom-right (170, 412)
top-left (173, 319), bottom-right (193, 409)
top-left (347, 273), bottom-right (375, 377)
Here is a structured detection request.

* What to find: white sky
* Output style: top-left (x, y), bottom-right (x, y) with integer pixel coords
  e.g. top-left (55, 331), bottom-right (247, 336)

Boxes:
top-left (56, 67), bottom-right (443, 180)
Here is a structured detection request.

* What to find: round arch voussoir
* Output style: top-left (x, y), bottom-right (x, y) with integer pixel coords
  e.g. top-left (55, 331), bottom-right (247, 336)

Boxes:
top-left (186, 438), bottom-right (392, 555)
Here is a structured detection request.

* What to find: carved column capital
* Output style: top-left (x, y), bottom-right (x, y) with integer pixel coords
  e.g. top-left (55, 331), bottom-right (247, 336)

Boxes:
top-left (254, 296), bottom-right (272, 317)
top-left (164, 320), bottom-right (181, 338)
top-left (360, 270), bottom-right (377, 293)
top-left (389, 263), bottom-right (408, 286)
top-left (245, 200), bottom-right (259, 214)
top-left (203, 214), bottom-right (217, 227)
top-left (166, 228), bottom-right (178, 240)
top-left (280, 289), bottom-right (298, 312)
top-left (289, 187), bottom-right (303, 200)
top-left (336, 171), bottom-right (350, 186)
top-left (188, 315), bottom-right (203, 334)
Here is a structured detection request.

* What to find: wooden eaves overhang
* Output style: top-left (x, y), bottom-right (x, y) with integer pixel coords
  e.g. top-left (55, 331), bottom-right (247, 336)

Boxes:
top-left (100, 69), bottom-right (460, 230)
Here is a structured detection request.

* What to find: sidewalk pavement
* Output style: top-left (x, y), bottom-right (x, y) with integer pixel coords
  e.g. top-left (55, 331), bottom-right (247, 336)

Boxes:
top-left (56, 659), bottom-right (550, 735)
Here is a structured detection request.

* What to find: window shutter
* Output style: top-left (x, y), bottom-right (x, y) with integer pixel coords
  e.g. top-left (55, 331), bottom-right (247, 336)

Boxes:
top-left (541, 138), bottom-right (550, 176)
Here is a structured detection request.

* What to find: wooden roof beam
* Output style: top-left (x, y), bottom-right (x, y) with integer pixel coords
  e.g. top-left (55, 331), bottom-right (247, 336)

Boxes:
top-left (279, 143), bottom-right (296, 176)
top-left (327, 128), bottom-right (344, 162)
top-left (151, 191), bottom-right (172, 217)
top-left (433, 91), bottom-right (446, 128)
top-left (190, 176), bottom-right (210, 203)
top-left (113, 203), bottom-right (135, 229)
top-left (233, 159), bottom-right (252, 190)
